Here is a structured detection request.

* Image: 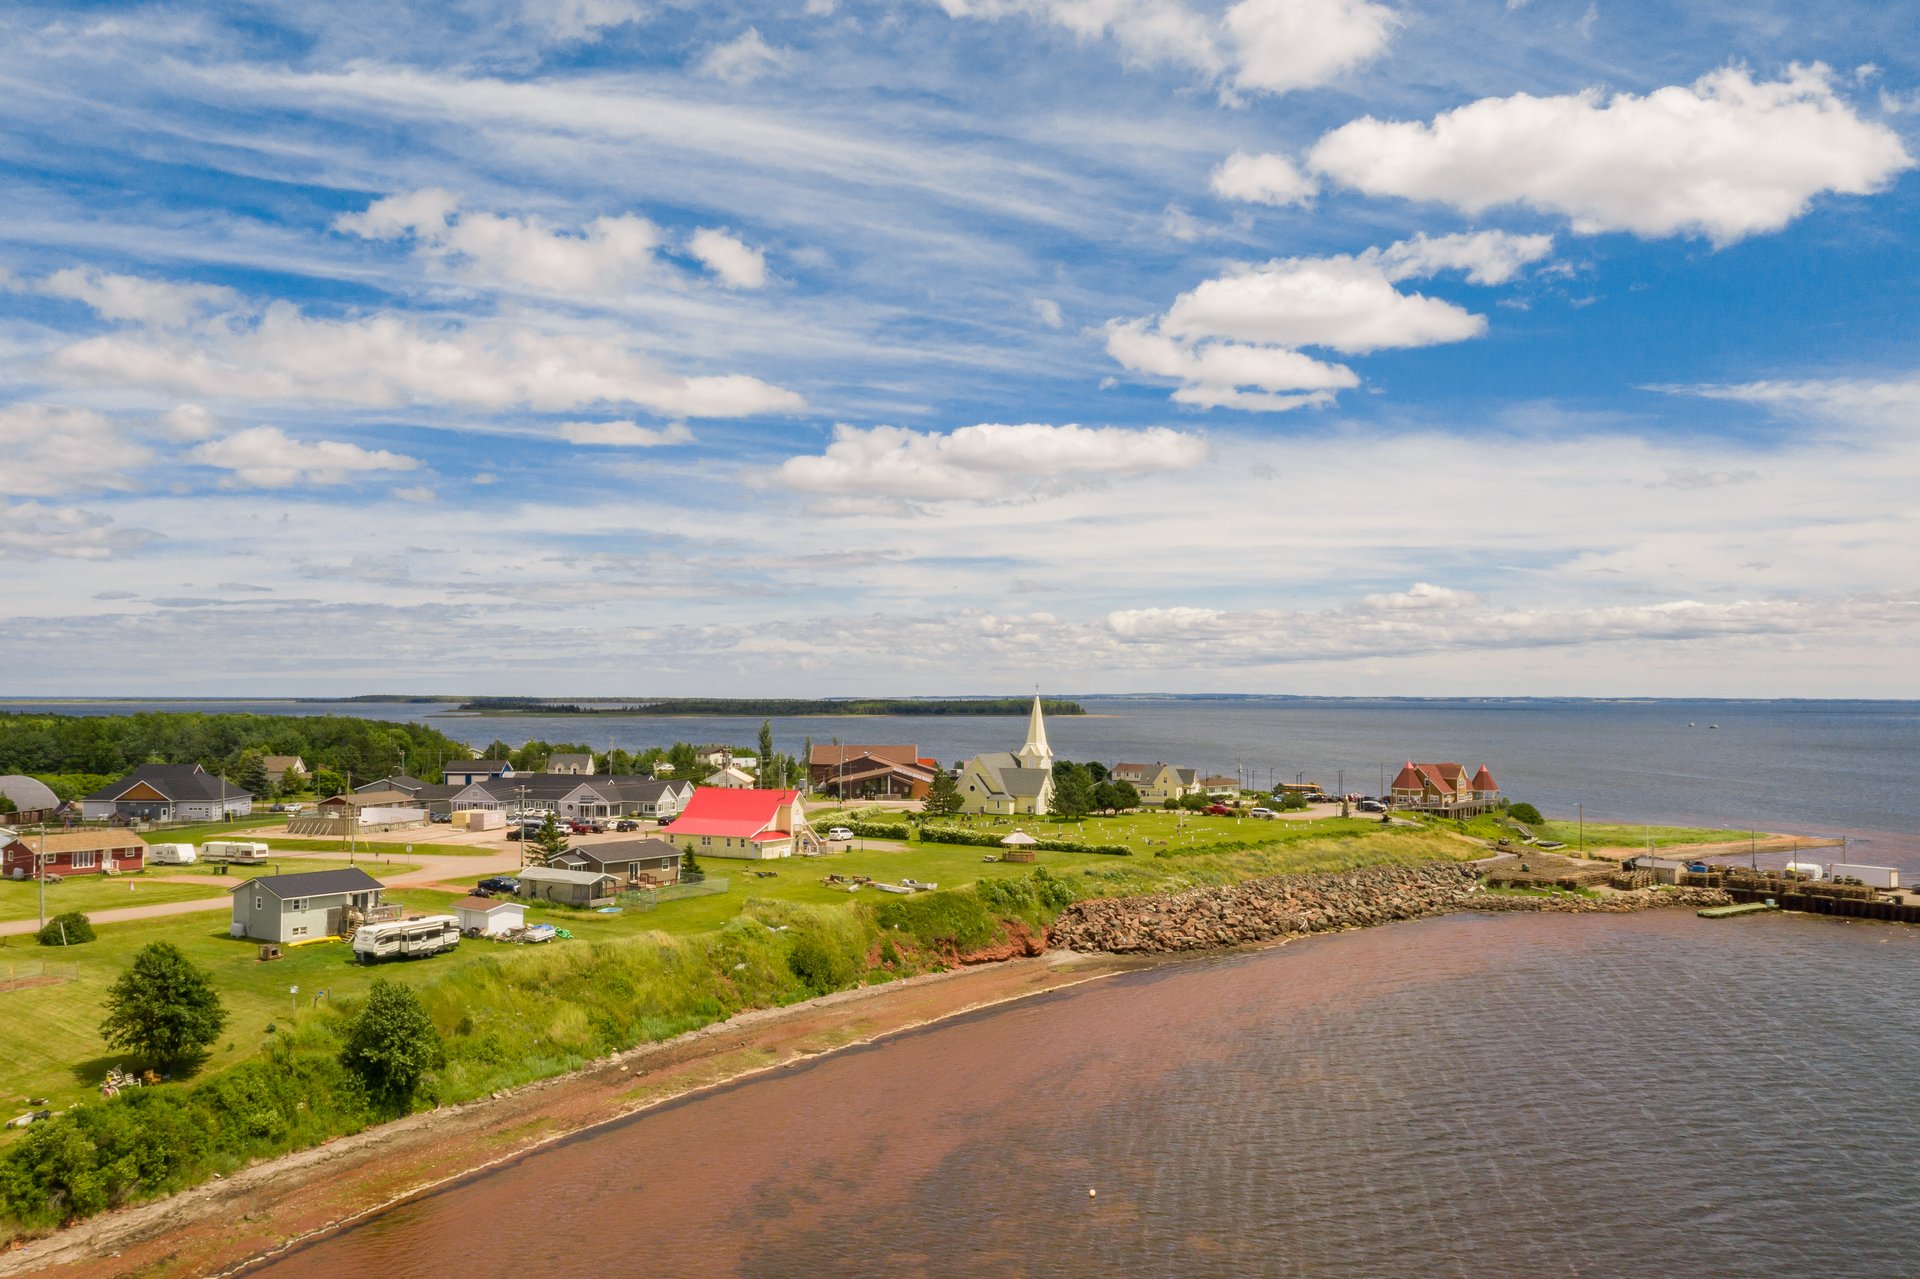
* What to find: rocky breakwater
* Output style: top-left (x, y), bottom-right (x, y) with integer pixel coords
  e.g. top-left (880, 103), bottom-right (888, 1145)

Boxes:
top-left (1051, 863), bottom-right (1481, 954)
top-left (1463, 885), bottom-right (1732, 913)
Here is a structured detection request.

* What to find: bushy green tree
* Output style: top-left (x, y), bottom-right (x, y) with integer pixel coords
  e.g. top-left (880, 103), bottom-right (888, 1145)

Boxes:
top-left (923, 769), bottom-right (963, 817)
top-left (311, 768), bottom-right (346, 799)
top-left (99, 942), bottom-right (227, 1073)
top-left (1506, 802), bottom-right (1543, 825)
top-left (758, 719), bottom-right (775, 773)
top-left (232, 749), bottom-right (270, 799)
top-left (278, 765), bottom-right (309, 797)
top-left (1051, 766), bottom-right (1093, 818)
top-left (37, 911), bottom-right (95, 946)
top-left (339, 979), bottom-right (444, 1108)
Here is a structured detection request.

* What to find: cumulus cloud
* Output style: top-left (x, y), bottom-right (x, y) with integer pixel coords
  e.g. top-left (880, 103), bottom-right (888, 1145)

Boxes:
top-left (686, 228), bottom-right (768, 288)
top-left (0, 501), bottom-right (157, 560)
top-left (699, 27), bottom-right (792, 83)
top-left (158, 403), bottom-right (220, 441)
top-left (1210, 151), bottom-right (1318, 206)
top-left (39, 268), bottom-right (238, 327)
top-left (391, 485), bottom-right (439, 503)
top-left (1032, 298), bottom-right (1065, 328)
top-left (1308, 65), bottom-right (1914, 244)
top-left (336, 191), bottom-right (662, 295)
top-left (937, 0), bottom-right (1391, 97)
top-left (557, 420), bottom-right (695, 446)
top-left (0, 404), bottom-right (150, 496)
top-left (770, 421), bottom-right (1208, 502)
top-left (1107, 231), bottom-right (1550, 408)
top-left (1102, 319), bottom-right (1356, 410)
top-left (49, 303), bottom-right (804, 419)
top-left (187, 426), bottom-right (420, 488)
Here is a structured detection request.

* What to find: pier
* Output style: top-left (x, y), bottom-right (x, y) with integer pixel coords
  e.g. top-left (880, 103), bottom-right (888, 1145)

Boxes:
top-left (1680, 869), bottom-right (1920, 925)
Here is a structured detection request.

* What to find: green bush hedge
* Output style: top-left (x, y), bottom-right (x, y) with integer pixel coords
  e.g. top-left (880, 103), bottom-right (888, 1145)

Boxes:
top-left (915, 826), bottom-right (1131, 856)
top-left (36, 911), bottom-right (94, 947)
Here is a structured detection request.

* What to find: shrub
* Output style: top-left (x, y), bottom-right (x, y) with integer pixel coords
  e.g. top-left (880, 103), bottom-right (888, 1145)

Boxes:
top-left (786, 934), bottom-right (857, 995)
top-left (915, 826), bottom-right (1130, 856)
top-left (36, 911), bottom-right (95, 946)
top-left (339, 979), bottom-right (445, 1109)
top-left (1506, 802), bottom-right (1543, 825)
top-left (843, 820), bottom-right (912, 840)
top-left (874, 890), bottom-right (1000, 953)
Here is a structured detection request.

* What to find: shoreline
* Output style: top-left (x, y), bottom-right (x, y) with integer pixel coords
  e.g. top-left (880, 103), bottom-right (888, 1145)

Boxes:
top-left (0, 949), bottom-right (1157, 1279)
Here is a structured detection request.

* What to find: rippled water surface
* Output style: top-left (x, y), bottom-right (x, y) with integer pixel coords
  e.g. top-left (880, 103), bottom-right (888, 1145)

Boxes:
top-left (248, 910), bottom-right (1920, 1279)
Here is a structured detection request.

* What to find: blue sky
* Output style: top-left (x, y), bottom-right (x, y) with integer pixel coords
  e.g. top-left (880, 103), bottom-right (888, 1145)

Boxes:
top-left (1, 0), bottom-right (1917, 696)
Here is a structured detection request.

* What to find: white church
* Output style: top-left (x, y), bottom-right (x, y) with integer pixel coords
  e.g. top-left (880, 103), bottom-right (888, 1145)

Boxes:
top-left (954, 695), bottom-right (1056, 816)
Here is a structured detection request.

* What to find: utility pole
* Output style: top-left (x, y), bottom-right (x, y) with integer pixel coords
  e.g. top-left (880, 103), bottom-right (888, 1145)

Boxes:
top-left (1578, 803), bottom-right (1584, 853)
top-left (37, 819), bottom-right (47, 931)
top-left (1337, 769), bottom-right (1345, 798)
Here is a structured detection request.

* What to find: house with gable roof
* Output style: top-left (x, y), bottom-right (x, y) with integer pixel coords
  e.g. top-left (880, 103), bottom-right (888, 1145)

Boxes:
top-left (660, 788), bottom-right (815, 860)
top-left (81, 764), bottom-right (252, 823)
top-left (1389, 761), bottom-right (1501, 814)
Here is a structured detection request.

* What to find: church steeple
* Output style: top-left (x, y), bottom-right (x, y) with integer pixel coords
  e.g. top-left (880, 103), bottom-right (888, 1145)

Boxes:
top-left (1017, 693), bottom-right (1053, 772)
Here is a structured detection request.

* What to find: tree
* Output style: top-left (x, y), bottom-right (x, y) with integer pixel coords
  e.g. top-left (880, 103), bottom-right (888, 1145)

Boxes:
top-left (0, 794), bottom-right (14, 815)
top-left (37, 911), bottom-right (95, 946)
top-left (339, 979), bottom-right (444, 1107)
top-left (311, 768), bottom-right (346, 799)
top-left (99, 942), bottom-right (227, 1072)
top-left (758, 720), bottom-right (775, 777)
top-left (802, 736), bottom-right (814, 790)
top-left (278, 766), bottom-right (309, 797)
top-left (1506, 802), bottom-right (1543, 825)
top-left (1111, 780), bottom-right (1141, 811)
top-left (1051, 764), bottom-right (1093, 818)
top-left (527, 813), bottom-right (570, 867)
top-left (923, 769), bottom-right (963, 817)
top-left (232, 749), bottom-right (269, 799)
top-left (666, 741), bottom-right (700, 780)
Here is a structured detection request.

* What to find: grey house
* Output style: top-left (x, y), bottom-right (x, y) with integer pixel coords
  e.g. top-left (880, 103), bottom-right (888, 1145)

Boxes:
top-left (229, 867), bottom-right (386, 943)
top-left (515, 866), bottom-right (618, 907)
top-left (552, 837), bottom-right (682, 885)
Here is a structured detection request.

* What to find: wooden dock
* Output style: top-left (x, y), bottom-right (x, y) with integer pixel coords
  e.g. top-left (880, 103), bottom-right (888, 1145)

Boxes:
top-left (1697, 901), bottom-right (1777, 919)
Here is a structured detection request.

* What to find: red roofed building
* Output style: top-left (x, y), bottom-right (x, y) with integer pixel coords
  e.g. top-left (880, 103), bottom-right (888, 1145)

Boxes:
top-left (663, 788), bottom-right (816, 860)
top-left (1389, 761), bottom-right (1500, 813)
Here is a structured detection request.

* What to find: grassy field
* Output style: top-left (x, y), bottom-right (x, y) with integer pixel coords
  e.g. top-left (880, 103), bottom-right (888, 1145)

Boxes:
top-left (1445, 812), bottom-right (1755, 852)
top-left (0, 877), bottom-right (227, 925)
top-left (0, 819), bottom-right (1481, 1115)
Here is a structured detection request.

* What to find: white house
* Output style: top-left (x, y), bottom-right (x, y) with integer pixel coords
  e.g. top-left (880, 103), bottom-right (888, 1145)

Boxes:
top-left (453, 896), bottom-right (525, 937)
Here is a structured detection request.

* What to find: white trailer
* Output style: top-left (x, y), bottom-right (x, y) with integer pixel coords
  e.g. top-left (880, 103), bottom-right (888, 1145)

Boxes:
top-left (1827, 863), bottom-right (1899, 889)
top-left (352, 915), bottom-right (461, 964)
top-left (201, 840), bottom-right (270, 864)
top-left (1782, 861), bottom-right (1825, 880)
top-left (147, 843), bottom-right (198, 865)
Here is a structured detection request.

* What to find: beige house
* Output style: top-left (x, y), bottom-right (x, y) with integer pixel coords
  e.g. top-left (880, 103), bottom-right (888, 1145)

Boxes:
top-left (956, 696), bottom-right (1056, 816)
top-left (546, 753), bottom-right (596, 775)
top-left (263, 755), bottom-right (307, 786)
top-left (1111, 762), bottom-right (1200, 805)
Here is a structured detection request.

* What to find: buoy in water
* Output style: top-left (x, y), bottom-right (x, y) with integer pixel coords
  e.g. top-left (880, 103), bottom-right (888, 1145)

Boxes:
top-left (1088, 1188), bottom-right (1097, 1199)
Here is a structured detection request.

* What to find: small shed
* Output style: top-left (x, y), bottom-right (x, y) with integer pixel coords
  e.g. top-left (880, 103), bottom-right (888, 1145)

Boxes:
top-left (453, 896), bottom-right (526, 937)
top-left (516, 866), bottom-right (618, 907)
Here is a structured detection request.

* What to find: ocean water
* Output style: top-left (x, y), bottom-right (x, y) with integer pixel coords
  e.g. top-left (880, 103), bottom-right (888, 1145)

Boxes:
top-left (8, 697), bottom-right (1916, 854)
top-left (241, 909), bottom-right (1920, 1279)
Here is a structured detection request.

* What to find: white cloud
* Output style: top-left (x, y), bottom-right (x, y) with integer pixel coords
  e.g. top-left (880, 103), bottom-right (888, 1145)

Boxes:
top-left (1161, 254), bottom-right (1485, 353)
top-left (187, 426), bottom-right (420, 488)
top-left (0, 502), bottom-right (156, 560)
top-left (391, 485), bottom-right (439, 503)
top-left (336, 192), bottom-right (662, 295)
top-left (49, 303), bottom-right (805, 419)
top-left (1032, 297), bottom-right (1065, 328)
top-left (1103, 319), bottom-right (1355, 410)
top-left (557, 420), bottom-right (695, 447)
top-left (1223, 0), bottom-right (1396, 95)
top-left (0, 404), bottom-right (149, 496)
top-left (1660, 373), bottom-right (1920, 432)
top-left (158, 403), bottom-right (220, 441)
top-left (770, 421), bottom-right (1208, 502)
top-left (1368, 230), bottom-right (1555, 285)
top-left (1362, 582), bottom-right (1478, 611)
top-left (699, 28), bottom-right (792, 84)
top-left (938, 0), bottom-right (1390, 96)
top-left (1308, 65), bottom-right (1914, 244)
top-left (1210, 151), bottom-right (1318, 207)
top-left (530, 0), bottom-right (647, 42)
top-left (687, 228), bottom-right (768, 288)
top-left (39, 269), bottom-right (238, 327)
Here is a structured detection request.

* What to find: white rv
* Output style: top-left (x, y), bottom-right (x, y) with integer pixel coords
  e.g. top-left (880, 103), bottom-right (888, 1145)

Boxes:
top-left (352, 915), bottom-right (461, 964)
top-left (147, 843), bottom-right (198, 865)
top-left (201, 841), bottom-right (270, 864)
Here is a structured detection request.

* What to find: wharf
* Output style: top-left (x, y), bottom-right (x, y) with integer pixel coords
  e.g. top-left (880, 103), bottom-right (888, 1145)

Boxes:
top-left (1681, 869), bottom-right (1920, 924)
top-left (1697, 901), bottom-right (1777, 919)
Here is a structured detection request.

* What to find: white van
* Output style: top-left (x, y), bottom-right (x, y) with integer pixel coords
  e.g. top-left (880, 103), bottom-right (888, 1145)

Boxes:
top-left (201, 840), bottom-right (270, 864)
top-left (352, 916), bottom-right (461, 964)
top-left (1247, 808), bottom-right (1279, 819)
top-left (148, 843), bottom-right (198, 865)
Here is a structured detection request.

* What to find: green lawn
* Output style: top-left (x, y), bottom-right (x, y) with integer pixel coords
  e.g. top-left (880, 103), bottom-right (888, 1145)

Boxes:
top-left (0, 820), bottom-right (1483, 1119)
top-left (0, 877), bottom-right (227, 925)
top-left (1446, 812), bottom-right (1753, 851)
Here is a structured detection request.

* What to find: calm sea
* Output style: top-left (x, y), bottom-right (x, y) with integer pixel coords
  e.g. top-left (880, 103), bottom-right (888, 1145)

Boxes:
top-left (8, 697), bottom-right (1916, 856)
top-left (242, 909), bottom-right (1920, 1279)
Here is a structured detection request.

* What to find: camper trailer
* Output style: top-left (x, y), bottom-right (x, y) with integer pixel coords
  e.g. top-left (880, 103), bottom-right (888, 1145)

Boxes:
top-left (148, 843), bottom-right (198, 865)
top-left (201, 840), bottom-right (270, 864)
top-left (351, 915), bottom-right (461, 964)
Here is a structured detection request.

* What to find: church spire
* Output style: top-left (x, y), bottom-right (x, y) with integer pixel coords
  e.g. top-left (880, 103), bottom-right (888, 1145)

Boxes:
top-left (1017, 693), bottom-right (1053, 771)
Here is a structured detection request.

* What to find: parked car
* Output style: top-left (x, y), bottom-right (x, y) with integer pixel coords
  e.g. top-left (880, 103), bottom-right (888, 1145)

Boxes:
top-left (267, 803), bottom-right (287, 813)
top-left (1356, 800), bottom-right (1386, 813)
top-left (613, 819), bottom-right (640, 832)
top-left (506, 827), bottom-right (526, 841)
top-left (827, 827), bottom-right (854, 840)
top-left (430, 812), bottom-right (452, 823)
top-left (656, 814), bottom-right (676, 828)
top-left (1247, 807), bottom-right (1278, 819)
top-left (477, 875), bottom-right (520, 894)
top-left (1206, 804), bottom-right (1232, 816)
